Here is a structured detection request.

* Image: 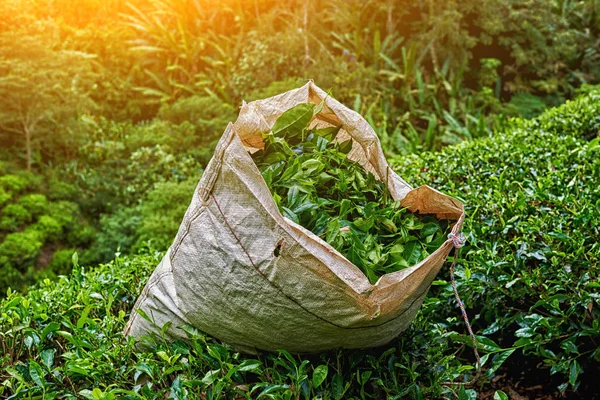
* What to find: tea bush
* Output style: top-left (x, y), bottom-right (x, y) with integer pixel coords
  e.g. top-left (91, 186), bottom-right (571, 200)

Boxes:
top-left (47, 248), bottom-right (78, 276)
top-left (133, 178), bottom-right (199, 252)
top-left (46, 180), bottom-right (78, 202)
top-left (390, 91), bottom-right (600, 393)
top-left (31, 215), bottom-right (63, 242)
top-left (1, 90), bottom-right (598, 398)
top-left (0, 204), bottom-right (32, 232)
top-left (86, 178), bottom-right (198, 264)
top-left (0, 232), bottom-right (43, 271)
top-left (0, 180), bottom-right (96, 295)
top-left (526, 87), bottom-right (600, 140)
top-left (62, 119), bottom-right (204, 216)
top-left (0, 250), bottom-right (472, 399)
top-left (0, 175), bottom-right (31, 195)
top-left (45, 201), bottom-right (80, 232)
top-left (17, 194), bottom-right (48, 218)
top-left (65, 223), bottom-right (96, 249)
top-left (87, 207), bottom-right (142, 264)
top-left (157, 95), bottom-right (236, 139)
top-left (0, 188), bottom-right (11, 207)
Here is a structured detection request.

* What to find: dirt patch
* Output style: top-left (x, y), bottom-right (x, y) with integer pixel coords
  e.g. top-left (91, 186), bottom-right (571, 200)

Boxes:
top-left (36, 243), bottom-right (59, 269)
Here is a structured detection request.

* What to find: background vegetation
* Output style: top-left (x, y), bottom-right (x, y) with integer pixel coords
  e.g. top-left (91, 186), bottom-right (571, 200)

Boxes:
top-left (1, 0), bottom-right (599, 398)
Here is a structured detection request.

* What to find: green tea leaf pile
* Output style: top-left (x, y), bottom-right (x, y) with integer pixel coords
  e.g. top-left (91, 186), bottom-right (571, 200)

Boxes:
top-left (251, 103), bottom-right (450, 283)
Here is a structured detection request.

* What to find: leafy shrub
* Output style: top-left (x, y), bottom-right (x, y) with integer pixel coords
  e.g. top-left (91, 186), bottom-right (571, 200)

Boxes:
top-left (246, 77), bottom-right (307, 102)
top-left (46, 201), bottom-right (80, 231)
top-left (17, 194), bottom-right (48, 217)
top-left (63, 120), bottom-right (203, 216)
top-left (526, 87), bottom-right (600, 140)
top-left (134, 178), bottom-right (198, 251)
top-left (508, 92), bottom-right (548, 119)
top-left (229, 30), bottom-right (305, 99)
top-left (124, 120), bottom-right (198, 153)
top-left (390, 91), bottom-right (600, 392)
top-left (125, 146), bottom-right (202, 199)
top-left (65, 222), bottom-right (96, 248)
top-left (87, 206), bottom-right (142, 264)
top-left (0, 174), bottom-right (30, 194)
top-left (308, 57), bottom-right (383, 105)
top-left (0, 231), bottom-right (43, 269)
top-left (157, 97), bottom-right (237, 164)
top-left (46, 180), bottom-right (78, 201)
top-left (46, 248), bottom-right (77, 276)
top-left (0, 188), bottom-right (10, 207)
top-left (0, 264), bottom-right (27, 295)
top-left (29, 215), bottom-right (63, 242)
top-left (0, 204), bottom-right (32, 231)
top-left (158, 95), bottom-right (236, 133)
top-left (0, 250), bottom-right (507, 400)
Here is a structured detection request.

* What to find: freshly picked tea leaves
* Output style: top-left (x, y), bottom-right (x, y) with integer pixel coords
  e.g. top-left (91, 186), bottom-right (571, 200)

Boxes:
top-left (251, 103), bottom-right (450, 283)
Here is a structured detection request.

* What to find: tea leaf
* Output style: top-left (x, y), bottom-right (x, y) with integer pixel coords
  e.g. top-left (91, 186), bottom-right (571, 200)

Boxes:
top-left (253, 103), bottom-right (448, 283)
top-left (312, 365), bottom-right (328, 388)
top-left (272, 103), bottom-right (315, 139)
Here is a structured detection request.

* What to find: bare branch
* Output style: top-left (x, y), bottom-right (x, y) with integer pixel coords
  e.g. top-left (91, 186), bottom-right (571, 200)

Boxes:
top-left (0, 124), bottom-right (23, 135)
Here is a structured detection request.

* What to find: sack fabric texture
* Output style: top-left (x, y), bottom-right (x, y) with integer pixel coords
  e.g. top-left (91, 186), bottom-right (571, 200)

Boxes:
top-left (124, 82), bottom-right (465, 353)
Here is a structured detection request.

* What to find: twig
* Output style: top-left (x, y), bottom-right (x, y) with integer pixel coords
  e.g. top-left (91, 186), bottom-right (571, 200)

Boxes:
top-left (442, 233), bottom-right (482, 387)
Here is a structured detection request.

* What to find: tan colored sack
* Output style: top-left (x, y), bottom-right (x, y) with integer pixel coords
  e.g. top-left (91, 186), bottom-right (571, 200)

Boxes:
top-left (124, 82), bottom-right (464, 353)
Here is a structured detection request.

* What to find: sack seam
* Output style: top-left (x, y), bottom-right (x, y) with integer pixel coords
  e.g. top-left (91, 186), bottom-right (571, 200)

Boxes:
top-left (170, 206), bottom-right (207, 261)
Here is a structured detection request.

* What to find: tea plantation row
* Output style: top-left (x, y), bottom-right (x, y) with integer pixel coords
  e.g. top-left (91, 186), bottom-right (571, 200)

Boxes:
top-left (0, 91), bottom-right (599, 398)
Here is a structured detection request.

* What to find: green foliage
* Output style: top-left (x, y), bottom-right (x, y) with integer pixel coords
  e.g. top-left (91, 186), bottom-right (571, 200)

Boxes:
top-left (390, 89), bottom-right (600, 393)
top-left (30, 215), bottom-right (63, 242)
top-left (88, 208), bottom-right (141, 264)
top-left (0, 204), bottom-right (32, 232)
top-left (229, 31), bottom-right (305, 99)
top-left (45, 201), bottom-right (80, 232)
top-left (0, 178), bottom-right (90, 295)
top-left (158, 95), bottom-right (236, 129)
top-left (0, 231), bottom-right (43, 270)
top-left (88, 178), bottom-right (196, 264)
top-left (134, 178), bottom-right (198, 252)
top-left (254, 104), bottom-right (449, 283)
top-left (0, 174), bottom-right (31, 195)
top-left (157, 95), bottom-right (237, 158)
top-left (526, 87), bottom-right (600, 140)
top-left (0, 188), bottom-right (10, 207)
top-left (0, 23), bottom-right (97, 169)
top-left (46, 180), bottom-right (78, 202)
top-left (61, 118), bottom-right (203, 215)
top-left (0, 250), bottom-right (468, 399)
top-left (0, 264), bottom-right (25, 296)
top-left (1, 90), bottom-right (600, 398)
top-left (47, 249), bottom-right (77, 276)
top-left (17, 194), bottom-right (48, 217)
top-left (0, 0), bottom-right (598, 169)
top-left (508, 92), bottom-right (548, 119)
top-left (66, 223), bottom-right (96, 249)
top-left (0, 1), bottom-right (600, 397)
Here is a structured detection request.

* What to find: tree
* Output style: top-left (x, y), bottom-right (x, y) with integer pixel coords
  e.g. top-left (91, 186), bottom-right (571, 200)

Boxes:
top-left (0, 29), bottom-right (96, 170)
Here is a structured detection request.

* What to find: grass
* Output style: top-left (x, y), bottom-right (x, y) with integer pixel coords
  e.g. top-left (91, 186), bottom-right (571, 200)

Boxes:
top-left (1, 90), bottom-right (599, 399)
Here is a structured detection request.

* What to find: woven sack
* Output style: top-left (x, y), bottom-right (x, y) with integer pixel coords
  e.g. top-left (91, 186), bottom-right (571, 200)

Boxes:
top-left (124, 82), bottom-right (465, 353)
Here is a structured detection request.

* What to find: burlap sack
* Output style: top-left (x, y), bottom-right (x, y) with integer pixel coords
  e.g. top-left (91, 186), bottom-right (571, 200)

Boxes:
top-left (124, 82), bottom-right (464, 353)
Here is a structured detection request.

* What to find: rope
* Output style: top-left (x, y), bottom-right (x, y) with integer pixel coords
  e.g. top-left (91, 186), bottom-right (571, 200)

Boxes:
top-left (442, 232), bottom-right (482, 387)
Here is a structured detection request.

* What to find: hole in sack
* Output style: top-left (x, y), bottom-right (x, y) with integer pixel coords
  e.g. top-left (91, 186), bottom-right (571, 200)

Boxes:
top-left (273, 239), bottom-right (284, 257)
